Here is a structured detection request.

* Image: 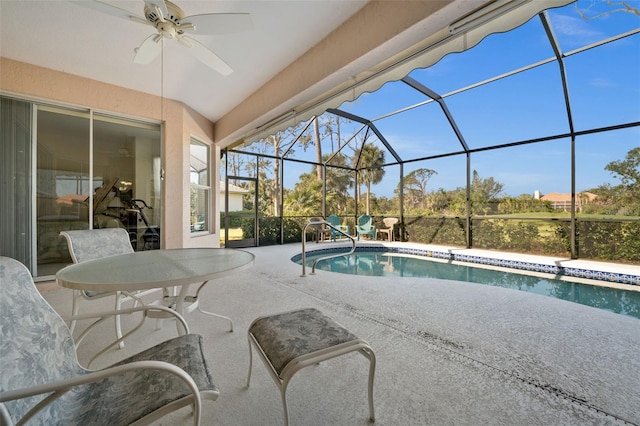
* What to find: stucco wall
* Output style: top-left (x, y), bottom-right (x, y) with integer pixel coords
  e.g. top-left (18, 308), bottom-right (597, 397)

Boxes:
top-left (0, 57), bottom-right (220, 249)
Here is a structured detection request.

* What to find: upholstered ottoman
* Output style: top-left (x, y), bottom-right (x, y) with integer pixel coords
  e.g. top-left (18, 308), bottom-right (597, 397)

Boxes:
top-left (247, 308), bottom-right (376, 425)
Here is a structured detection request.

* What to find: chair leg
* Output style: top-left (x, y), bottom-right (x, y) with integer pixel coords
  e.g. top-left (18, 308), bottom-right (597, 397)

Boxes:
top-left (197, 306), bottom-right (234, 332)
top-left (246, 336), bottom-right (254, 387)
top-left (70, 290), bottom-right (80, 333)
top-left (280, 383), bottom-right (290, 426)
top-left (362, 347), bottom-right (376, 422)
top-left (114, 292), bottom-right (125, 349)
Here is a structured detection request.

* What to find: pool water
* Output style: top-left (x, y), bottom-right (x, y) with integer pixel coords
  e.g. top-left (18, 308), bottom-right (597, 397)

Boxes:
top-left (300, 252), bottom-right (640, 320)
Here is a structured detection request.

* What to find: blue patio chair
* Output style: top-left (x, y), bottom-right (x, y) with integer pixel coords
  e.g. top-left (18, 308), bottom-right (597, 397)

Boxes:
top-left (0, 256), bottom-right (218, 426)
top-left (356, 215), bottom-right (376, 240)
top-left (327, 214), bottom-right (350, 241)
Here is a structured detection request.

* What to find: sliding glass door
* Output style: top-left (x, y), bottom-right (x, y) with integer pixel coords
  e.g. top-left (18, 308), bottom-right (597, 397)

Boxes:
top-left (1, 96), bottom-right (162, 278)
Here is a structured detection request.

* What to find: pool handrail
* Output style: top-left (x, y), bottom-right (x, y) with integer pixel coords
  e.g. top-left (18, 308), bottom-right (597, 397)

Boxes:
top-left (301, 220), bottom-right (356, 277)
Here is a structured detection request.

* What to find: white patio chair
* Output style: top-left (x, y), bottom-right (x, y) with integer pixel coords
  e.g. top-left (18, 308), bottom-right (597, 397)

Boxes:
top-left (0, 256), bottom-right (218, 426)
top-left (60, 228), bottom-right (163, 347)
top-left (309, 216), bottom-right (330, 242)
top-left (377, 217), bottom-right (398, 242)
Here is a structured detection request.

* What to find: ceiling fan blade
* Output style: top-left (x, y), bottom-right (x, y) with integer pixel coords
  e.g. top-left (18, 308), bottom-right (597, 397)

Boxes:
top-left (71, 0), bottom-right (147, 23)
top-left (133, 35), bottom-right (163, 64)
top-left (181, 13), bottom-right (253, 35)
top-left (181, 36), bottom-right (233, 76)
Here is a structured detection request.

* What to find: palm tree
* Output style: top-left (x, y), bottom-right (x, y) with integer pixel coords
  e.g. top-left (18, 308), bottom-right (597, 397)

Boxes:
top-left (353, 144), bottom-right (385, 215)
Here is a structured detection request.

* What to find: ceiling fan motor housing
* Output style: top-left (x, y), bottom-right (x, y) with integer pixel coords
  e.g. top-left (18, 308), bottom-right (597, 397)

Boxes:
top-left (145, 0), bottom-right (186, 38)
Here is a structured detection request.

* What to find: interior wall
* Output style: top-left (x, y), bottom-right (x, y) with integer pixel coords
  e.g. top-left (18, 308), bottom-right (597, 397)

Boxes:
top-left (0, 57), bottom-right (219, 249)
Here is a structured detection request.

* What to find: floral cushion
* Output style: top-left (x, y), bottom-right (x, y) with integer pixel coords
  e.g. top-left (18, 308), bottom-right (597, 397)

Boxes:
top-left (249, 308), bottom-right (359, 377)
top-left (62, 228), bottom-right (134, 263)
top-left (67, 334), bottom-right (217, 425)
top-left (61, 228), bottom-right (135, 298)
top-left (1, 256), bottom-right (82, 424)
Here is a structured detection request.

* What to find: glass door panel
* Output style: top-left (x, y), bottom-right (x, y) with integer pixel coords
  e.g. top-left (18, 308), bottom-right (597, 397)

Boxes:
top-left (223, 177), bottom-right (257, 247)
top-left (93, 115), bottom-right (161, 251)
top-left (34, 107), bottom-right (162, 278)
top-left (36, 106), bottom-right (90, 277)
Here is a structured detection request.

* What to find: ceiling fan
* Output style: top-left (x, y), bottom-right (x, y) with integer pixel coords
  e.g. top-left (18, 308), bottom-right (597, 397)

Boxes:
top-left (76, 0), bottom-right (252, 75)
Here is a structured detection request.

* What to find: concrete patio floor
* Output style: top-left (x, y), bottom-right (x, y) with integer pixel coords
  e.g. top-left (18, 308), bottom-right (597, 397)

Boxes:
top-left (41, 242), bottom-right (640, 425)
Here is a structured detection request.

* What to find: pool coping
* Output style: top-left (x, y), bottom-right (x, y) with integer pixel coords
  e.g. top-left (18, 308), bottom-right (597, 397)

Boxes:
top-left (293, 241), bottom-right (640, 287)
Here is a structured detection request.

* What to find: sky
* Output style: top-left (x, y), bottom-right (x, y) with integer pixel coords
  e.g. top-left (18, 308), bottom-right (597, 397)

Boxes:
top-left (244, 1), bottom-right (640, 199)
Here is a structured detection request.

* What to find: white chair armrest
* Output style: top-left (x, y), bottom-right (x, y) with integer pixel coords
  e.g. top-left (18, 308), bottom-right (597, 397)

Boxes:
top-left (0, 360), bottom-right (202, 426)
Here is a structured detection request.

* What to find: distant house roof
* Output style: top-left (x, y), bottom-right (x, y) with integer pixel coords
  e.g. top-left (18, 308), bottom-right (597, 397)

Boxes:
top-left (219, 182), bottom-right (249, 194)
top-left (540, 192), bottom-right (597, 202)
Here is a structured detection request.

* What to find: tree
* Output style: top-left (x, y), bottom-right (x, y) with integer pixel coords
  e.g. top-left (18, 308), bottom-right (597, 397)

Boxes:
top-left (471, 170), bottom-right (504, 215)
top-left (600, 147), bottom-right (640, 215)
top-left (575, 0), bottom-right (640, 20)
top-left (425, 188), bottom-right (455, 214)
top-left (313, 118), bottom-right (323, 180)
top-left (353, 143), bottom-right (385, 215)
top-left (324, 153), bottom-right (354, 214)
top-left (399, 168), bottom-right (437, 211)
top-left (244, 123), bottom-right (309, 216)
top-left (283, 172), bottom-right (323, 216)
top-left (605, 147), bottom-right (640, 191)
top-left (224, 151), bottom-right (246, 179)
top-left (498, 193), bottom-right (552, 214)
top-left (251, 134), bottom-right (283, 216)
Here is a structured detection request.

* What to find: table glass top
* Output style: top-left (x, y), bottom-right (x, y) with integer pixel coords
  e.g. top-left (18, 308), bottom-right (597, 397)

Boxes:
top-left (56, 248), bottom-right (255, 291)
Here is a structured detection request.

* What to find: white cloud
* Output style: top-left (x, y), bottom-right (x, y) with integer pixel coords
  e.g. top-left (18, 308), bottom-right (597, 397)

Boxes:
top-left (549, 12), bottom-right (603, 46)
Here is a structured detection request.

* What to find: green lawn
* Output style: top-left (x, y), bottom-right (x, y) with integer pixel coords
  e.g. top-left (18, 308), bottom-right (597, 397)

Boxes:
top-left (220, 227), bottom-right (243, 245)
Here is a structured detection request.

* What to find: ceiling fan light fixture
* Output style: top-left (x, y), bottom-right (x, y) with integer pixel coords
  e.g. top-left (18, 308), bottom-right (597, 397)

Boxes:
top-left (157, 21), bottom-right (176, 39)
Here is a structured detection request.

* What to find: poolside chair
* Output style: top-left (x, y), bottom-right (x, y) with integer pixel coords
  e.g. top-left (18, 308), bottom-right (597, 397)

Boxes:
top-left (377, 217), bottom-right (398, 242)
top-left (0, 256), bottom-right (218, 426)
top-left (327, 214), bottom-right (350, 241)
top-left (60, 228), bottom-right (163, 347)
top-left (356, 215), bottom-right (376, 240)
top-left (309, 216), bottom-right (331, 242)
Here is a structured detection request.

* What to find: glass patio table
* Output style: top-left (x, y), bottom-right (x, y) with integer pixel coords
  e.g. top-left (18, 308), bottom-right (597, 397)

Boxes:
top-left (56, 247), bottom-right (255, 319)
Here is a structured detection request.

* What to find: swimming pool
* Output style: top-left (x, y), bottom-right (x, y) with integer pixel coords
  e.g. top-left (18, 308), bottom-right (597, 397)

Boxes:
top-left (293, 249), bottom-right (640, 320)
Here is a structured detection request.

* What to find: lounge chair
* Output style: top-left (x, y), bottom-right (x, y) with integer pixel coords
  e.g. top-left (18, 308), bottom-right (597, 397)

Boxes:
top-left (356, 215), bottom-right (376, 240)
top-left (327, 214), bottom-right (350, 241)
top-left (377, 217), bottom-right (398, 242)
top-left (0, 256), bottom-right (218, 426)
top-left (308, 217), bottom-right (330, 242)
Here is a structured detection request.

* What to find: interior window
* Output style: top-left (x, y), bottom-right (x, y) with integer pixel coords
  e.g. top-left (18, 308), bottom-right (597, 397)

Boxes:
top-left (190, 138), bottom-right (210, 233)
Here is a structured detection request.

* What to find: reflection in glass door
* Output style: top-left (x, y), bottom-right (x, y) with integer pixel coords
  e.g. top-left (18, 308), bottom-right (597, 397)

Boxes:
top-left (223, 176), bottom-right (257, 248)
top-left (36, 106), bottom-right (90, 277)
top-left (34, 106), bottom-right (161, 277)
